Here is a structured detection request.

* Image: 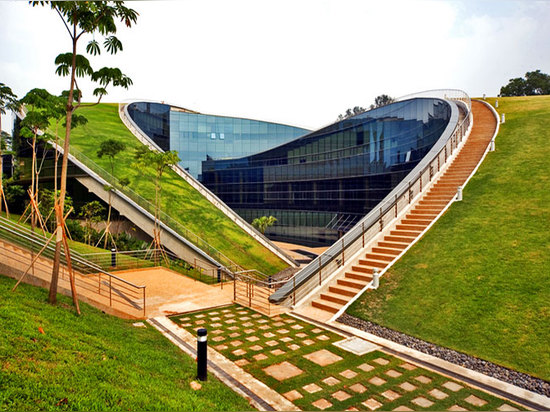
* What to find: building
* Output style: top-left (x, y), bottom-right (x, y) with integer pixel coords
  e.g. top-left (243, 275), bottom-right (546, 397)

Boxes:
top-left (129, 98), bottom-right (456, 246)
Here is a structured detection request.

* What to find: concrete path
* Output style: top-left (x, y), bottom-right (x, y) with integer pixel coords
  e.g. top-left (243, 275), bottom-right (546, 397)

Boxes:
top-left (113, 267), bottom-right (233, 317)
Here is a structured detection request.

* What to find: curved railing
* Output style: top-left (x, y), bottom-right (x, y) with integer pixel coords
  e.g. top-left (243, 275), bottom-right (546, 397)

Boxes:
top-left (269, 90), bottom-right (472, 305)
top-left (118, 101), bottom-right (298, 268)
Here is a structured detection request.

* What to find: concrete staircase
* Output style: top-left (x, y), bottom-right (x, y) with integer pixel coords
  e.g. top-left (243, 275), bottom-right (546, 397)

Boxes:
top-left (310, 100), bottom-right (497, 314)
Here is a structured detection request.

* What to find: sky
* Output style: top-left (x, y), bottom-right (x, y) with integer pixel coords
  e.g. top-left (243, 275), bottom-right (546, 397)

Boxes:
top-left (1, 0), bottom-right (549, 131)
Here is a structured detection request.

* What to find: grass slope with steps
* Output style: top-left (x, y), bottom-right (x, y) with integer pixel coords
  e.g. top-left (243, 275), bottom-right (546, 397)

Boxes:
top-left (347, 96), bottom-right (550, 381)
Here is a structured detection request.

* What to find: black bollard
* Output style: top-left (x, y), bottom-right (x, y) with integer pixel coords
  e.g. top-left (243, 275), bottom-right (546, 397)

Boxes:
top-left (197, 328), bottom-right (207, 381)
top-left (111, 248), bottom-right (116, 267)
top-left (217, 267), bottom-right (221, 283)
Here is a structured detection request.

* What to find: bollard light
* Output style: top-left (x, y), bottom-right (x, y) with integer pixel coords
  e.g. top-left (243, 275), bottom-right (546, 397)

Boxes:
top-left (495, 99), bottom-right (499, 108)
top-left (111, 248), bottom-right (117, 267)
top-left (501, 113), bottom-right (505, 124)
top-left (457, 186), bottom-right (463, 201)
top-left (372, 268), bottom-right (380, 289)
top-left (197, 328), bottom-right (207, 381)
top-left (490, 139), bottom-right (495, 152)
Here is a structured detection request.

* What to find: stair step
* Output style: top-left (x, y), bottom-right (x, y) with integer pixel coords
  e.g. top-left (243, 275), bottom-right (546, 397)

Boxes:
top-left (365, 252), bottom-right (394, 262)
top-left (384, 235), bottom-right (414, 243)
top-left (396, 224), bottom-right (426, 231)
top-left (410, 210), bottom-right (440, 216)
top-left (358, 259), bottom-right (388, 269)
top-left (320, 292), bottom-right (348, 305)
top-left (391, 230), bottom-right (421, 237)
top-left (378, 241), bottom-right (408, 249)
top-left (351, 265), bottom-right (374, 274)
top-left (329, 284), bottom-right (360, 297)
top-left (372, 246), bottom-right (401, 256)
top-left (312, 299), bottom-right (341, 314)
top-left (345, 271), bottom-right (373, 282)
top-left (401, 219), bottom-right (431, 226)
top-left (337, 278), bottom-right (368, 289)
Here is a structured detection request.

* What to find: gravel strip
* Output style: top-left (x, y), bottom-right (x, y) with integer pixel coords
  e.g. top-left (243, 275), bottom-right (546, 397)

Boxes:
top-left (337, 313), bottom-right (550, 397)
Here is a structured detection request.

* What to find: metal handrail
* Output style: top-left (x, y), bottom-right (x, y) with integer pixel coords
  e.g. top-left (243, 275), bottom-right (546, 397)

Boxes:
top-left (269, 90), bottom-right (472, 305)
top-left (0, 215), bottom-right (146, 316)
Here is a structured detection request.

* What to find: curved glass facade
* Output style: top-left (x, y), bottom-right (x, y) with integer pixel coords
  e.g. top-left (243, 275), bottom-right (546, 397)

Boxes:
top-left (127, 102), bottom-right (309, 178)
top-left (201, 98), bottom-right (453, 245)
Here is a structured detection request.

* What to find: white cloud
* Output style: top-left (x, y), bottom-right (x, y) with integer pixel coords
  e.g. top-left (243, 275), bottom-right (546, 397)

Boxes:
top-left (1, 0), bottom-right (549, 129)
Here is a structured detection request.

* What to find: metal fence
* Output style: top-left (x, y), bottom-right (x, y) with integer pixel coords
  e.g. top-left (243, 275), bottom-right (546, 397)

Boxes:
top-left (0, 216), bottom-right (146, 317)
top-left (269, 90), bottom-right (473, 306)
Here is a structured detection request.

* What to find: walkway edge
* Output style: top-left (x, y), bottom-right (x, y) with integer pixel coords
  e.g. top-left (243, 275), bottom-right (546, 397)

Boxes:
top-left (147, 316), bottom-right (299, 411)
top-left (329, 321), bottom-right (550, 410)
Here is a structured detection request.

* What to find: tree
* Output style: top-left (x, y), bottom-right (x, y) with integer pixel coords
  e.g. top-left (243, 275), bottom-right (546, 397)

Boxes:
top-left (337, 106), bottom-right (367, 121)
top-left (251, 215), bottom-right (277, 234)
top-left (500, 77), bottom-right (527, 97)
top-left (0, 83), bottom-right (21, 216)
top-left (97, 138), bottom-right (126, 248)
top-left (373, 94), bottom-right (395, 108)
top-left (500, 70), bottom-right (550, 96)
top-left (31, 1), bottom-right (138, 307)
top-left (133, 148), bottom-right (180, 259)
top-left (79, 200), bottom-right (105, 245)
top-left (20, 89), bottom-right (55, 234)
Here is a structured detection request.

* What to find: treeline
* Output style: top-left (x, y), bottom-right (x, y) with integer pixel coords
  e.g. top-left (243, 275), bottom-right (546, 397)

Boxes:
top-left (500, 70), bottom-right (550, 97)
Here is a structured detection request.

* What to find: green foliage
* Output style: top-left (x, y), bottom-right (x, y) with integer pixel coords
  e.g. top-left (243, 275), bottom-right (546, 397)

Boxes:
top-left (347, 96), bottom-right (550, 380)
top-left (500, 69), bottom-right (550, 96)
top-left (38, 189), bottom-right (73, 231)
top-left (251, 215), bottom-right (277, 234)
top-left (336, 95), bottom-right (395, 120)
top-left (67, 103), bottom-right (288, 274)
top-left (0, 82), bottom-right (21, 116)
top-left (79, 200), bottom-right (105, 245)
top-left (4, 183), bottom-right (25, 210)
top-left (0, 276), bottom-right (250, 410)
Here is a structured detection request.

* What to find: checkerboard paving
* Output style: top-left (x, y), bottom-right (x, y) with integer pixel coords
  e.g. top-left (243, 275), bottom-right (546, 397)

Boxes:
top-left (172, 306), bottom-right (525, 411)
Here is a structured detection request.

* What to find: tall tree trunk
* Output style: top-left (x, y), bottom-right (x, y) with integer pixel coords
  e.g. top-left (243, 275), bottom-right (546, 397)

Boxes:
top-left (49, 28), bottom-right (77, 305)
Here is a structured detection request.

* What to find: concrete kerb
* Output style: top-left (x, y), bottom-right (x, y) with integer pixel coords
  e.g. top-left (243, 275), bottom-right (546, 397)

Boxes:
top-left (329, 321), bottom-right (550, 410)
top-left (147, 316), bottom-right (299, 412)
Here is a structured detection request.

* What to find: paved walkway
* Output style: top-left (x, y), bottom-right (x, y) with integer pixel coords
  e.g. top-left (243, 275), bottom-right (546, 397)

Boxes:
top-left (161, 304), bottom-right (527, 411)
top-left (113, 267), bottom-right (233, 317)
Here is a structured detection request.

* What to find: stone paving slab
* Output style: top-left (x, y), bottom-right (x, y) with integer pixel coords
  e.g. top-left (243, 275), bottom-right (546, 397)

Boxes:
top-left (148, 316), bottom-right (298, 411)
top-left (169, 305), bottom-right (528, 412)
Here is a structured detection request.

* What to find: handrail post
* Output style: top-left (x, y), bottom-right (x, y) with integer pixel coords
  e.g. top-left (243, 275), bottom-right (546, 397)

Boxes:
top-left (394, 194), bottom-right (398, 218)
top-left (143, 287), bottom-right (146, 317)
top-left (233, 275), bottom-right (236, 301)
top-left (341, 238), bottom-right (345, 265)
top-left (379, 207), bottom-right (383, 232)
top-left (362, 221), bottom-right (365, 247)
top-left (318, 259), bottom-right (322, 286)
top-left (109, 276), bottom-right (112, 307)
top-left (293, 276), bottom-right (296, 306)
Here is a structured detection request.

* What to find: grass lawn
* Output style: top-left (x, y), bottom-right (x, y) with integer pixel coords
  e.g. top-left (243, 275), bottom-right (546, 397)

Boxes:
top-left (61, 103), bottom-right (287, 275)
top-left (0, 275), bottom-right (251, 411)
top-left (173, 305), bottom-right (523, 411)
top-left (347, 96), bottom-right (550, 380)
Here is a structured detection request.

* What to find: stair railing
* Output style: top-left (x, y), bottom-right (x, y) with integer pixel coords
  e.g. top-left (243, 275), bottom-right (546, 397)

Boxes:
top-left (269, 90), bottom-right (472, 306)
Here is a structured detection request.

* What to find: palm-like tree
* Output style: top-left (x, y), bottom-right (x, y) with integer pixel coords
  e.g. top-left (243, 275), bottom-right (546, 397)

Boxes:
top-left (0, 83), bottom-right (21, 216)
top-left (251, 216), bottom-right (277, 234)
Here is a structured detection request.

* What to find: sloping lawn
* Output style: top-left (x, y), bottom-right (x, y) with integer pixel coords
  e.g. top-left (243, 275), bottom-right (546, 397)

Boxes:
top-left (64, 103), bottom-right (287, 275)
top-left (0, 275), bottom-right (251, 411)
top-left (347, 96), bottom-right (550, 380)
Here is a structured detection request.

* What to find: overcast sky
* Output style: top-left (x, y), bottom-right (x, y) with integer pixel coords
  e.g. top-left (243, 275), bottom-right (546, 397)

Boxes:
top-left (1, 0), bottom-right (549, 130)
